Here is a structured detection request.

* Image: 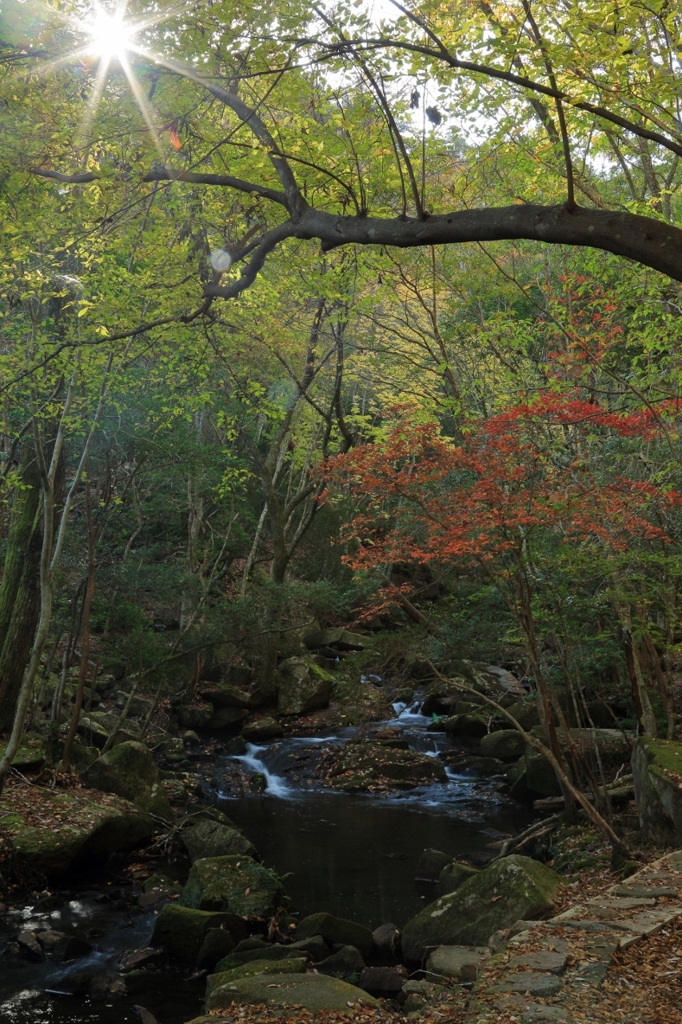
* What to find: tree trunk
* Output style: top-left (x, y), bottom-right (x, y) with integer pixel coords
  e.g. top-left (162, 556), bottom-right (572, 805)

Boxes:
top-left (0, 438), bottom-right (63, 733)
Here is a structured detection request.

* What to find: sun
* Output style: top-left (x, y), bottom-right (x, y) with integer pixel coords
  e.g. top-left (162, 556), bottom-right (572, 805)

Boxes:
top-left (87, 4), bottom-right (136, 62)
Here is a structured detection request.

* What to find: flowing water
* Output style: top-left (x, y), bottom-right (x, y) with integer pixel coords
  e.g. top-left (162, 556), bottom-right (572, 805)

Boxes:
top-left (0, 699), bottom-right (534, 1022)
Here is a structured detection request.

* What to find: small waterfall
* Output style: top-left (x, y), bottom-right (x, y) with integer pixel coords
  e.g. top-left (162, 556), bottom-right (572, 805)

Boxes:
top-left (234, 743), bottom-right (292, 798)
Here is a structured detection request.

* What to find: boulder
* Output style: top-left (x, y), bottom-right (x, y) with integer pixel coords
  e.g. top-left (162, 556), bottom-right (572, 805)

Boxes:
top-left (177, 701), bottom-right (215, 730)
top-left (82, 741), bottom-right (172, 820)
top-left (358, 966), bottom-right (406, 996)
top-left (525, 753), bottom-right (562, 797)
top-left (288, 934), bottom-right (329, 962)
top-left (425, 945), bottom-right (487, 982)
top-left (327, 741), bottom-right (446, 791)
top-left (200, 685), bottom-right (252, 710)
top-left (570, 727), bottom-right (632, 760)
top-left (202, 972), bottom-right (378, 1012)
top-left (241, 718), bottom-right (284, 741)
top-left (215, 946), bottom-right (305, 972)
top-left (77, 711), bottom-right (141, 748)
top-left (206, 958), bottom-right (308, 1004)
top-left (303, 628), bottom-right (369, 653)
top-left (437, 861), bottom-right (479, 896)
top-left (372, 923), bottom-right (401, 963)
top-left (506, 697), bottom-right (541, 731)
top-left (182, 819), bottom-right (257, 862)
top-left (227, 665), bottom-right (255, 688)
top-left (632, 737), bottom-right (682, 842)
top-left (401, 855), bottom-right (562, 962)
top-left (415, 848), bottom-right (452, 881)
top-left (207, 707), bottom-right (249, 730)
top-left (179, 855), bottom-right (286, 918)
top-left (0, 786), bottom-right (156, 876)
top-left (151, 904), bottom-right (245, 962)
top-left (315, 944), bottom-right (366, 978)
top-left (480, 730), bottom-right (526, 761)
top-left (277, 657), bottom-right (334, 716)
top-left (295, 912), bottom-right (374, 958)
top-left (115, 691), bottom-right (154, 718)
top-left (442, 713), bottom-right (489, 739)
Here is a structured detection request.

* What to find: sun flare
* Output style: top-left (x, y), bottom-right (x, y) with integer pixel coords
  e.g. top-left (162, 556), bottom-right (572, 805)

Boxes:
top-left (87, 5), bottom-right (136, 61)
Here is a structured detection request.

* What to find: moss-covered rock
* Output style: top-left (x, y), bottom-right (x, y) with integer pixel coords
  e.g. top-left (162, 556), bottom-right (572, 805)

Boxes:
top-left (401, 855), bottom-right (562, 961)
top-left (241, 717), bottom-right (284, 741)
top-left (82, 741), bottom-right (172, 820)
top-left (632, 736), bottom-right (682, 842)
top-left (0, 786), bottom-right (156, 876)
top-left (480, 730), bottom-right (526, 761)
top-left (77, 710), bottom-right (141, 748)
top-left (442, 713), bottom-right (489, 739)
top-left (437, 861), bottom-right (480, 896)
top-left (205, 957), bottom-right (307, 1004)
top-left (215, 945), bottom-right (305, 973)
top-left (202, 972), bottom-right (378, 1012)
top-left (277, 657), bottom-right (334, 716)
top-left (151, 903), bottom-right (245, 962)
top-left (179, 855), bottom-right (286, 917)
top-left (181, 819), bottom-right (257, 862)
top-left (295, 912), bottom-right (373, 958)
top-left (177, 700), bottom-right (214, 730)
top-left (525, 753), bottom-right (561, 797)
top-left (200, 684), bottom-right (253, 709)
top-left (208, 706), bottom-right (249, 730)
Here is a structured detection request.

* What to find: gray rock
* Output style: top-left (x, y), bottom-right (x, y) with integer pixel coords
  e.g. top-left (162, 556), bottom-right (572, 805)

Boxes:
top-left (494, 971), bottom-right (562, 997)
top-left (205, 958), bottom-right (308, 1005)
top-left (316, 944), bottom-right (366, 978)
top-left (505, 697), bottom-right (541, 731)
top-left (215, 946), bottom-right (304, 972)
top-left (89, 972), bottom-right (127, 1001)
top-left (77, 711), bottom-right (141, 748)
top-left (205, 971), bottom-right (378, 1012)
top-left (115, 691), bottom-right (154, 718)
top-left (442, 713), bottom-right (489, 739)
top-left (304, 628), bottom-right (369, 652)
top-left (632, 737), bottom-right (682, 842)
top-left (401, 856), bottom-right (562, 961)
top-left (278, 657), bottom-right (334, 716)
top-left (288, 934), bottom-right (329, 962)
top-left (151, 904), bottom-right (245, 962)
top-left (372, 922), bottom-right (401, 963)
top-left (358, 966), bottom-right (406, 996)
top-left (522, 1007), bottom-right (573, 1023)
top-left (525, 754), bottom-right (562, 797)
top-left (437, 861), bottom-right (479, 896)
top-left (200, 684), bottom-right (253, 709)
top-left (176, 701), bottom-right (214, 730)
top-left (197, 928), bottom-right (238, 969)
top-left (508, 950), bottom-right (567, 973)
top-left (295, 912), bottom-right (374, 958)
top-left (425, 944), bottom-right (487, 982)
top-left (208, 707), bottom-right (249, 730)
top-left (480, 730), bottom-right (526, 761)
top-left (416, 848), bottom-right (452, 881)
top-left (241, 717), bottom-right (284, 741)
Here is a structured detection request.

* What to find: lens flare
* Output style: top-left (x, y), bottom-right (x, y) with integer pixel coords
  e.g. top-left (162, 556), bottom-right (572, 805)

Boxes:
top-left (88, 5), bottom-right (135, 61)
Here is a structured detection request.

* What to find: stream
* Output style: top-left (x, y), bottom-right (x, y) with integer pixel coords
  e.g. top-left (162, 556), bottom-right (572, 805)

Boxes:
top-left (0, 699), bottom-right (534, 1023)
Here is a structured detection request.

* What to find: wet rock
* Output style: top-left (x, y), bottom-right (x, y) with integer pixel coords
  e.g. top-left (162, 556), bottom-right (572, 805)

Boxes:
top-left (151, 904), bottom-right (245, 962)
top-left (82, 741), bottom-right (173, 820)
top-left (278, 657), bottom-right (334, 716)
top-left (179, 855), bottom-right (286, 918)
top-left (480, 730), bottom-right (526, 761)
top-left (437, 861), bottom-right (480, 896)
top-left (61, 935), bottom-right (94, 961)
top-left (118, 947), bottom-right (166, 972)
top-left (372, 922), bottom-right (401, 963)
top-left (401, 855), bottom-right (562, 961)
top-left (197, 927), bottom-right (238, 969)
top-left (359, 966), bottom-right (407, 996)
top-left (17, 930), bottom-right (45, 960)
top-left (326, 742), bottom-right (446, 791)
top-left (204, 971), bottom-right (378, 1012)
top-left (35, 929), bottom-right (65, 952)
top-left (416, 848), bottom-right (452, 881)
top-left (241, 718), bottom-right (284, 741)
top-left (315, 944), bottom-right (366, 978)
top-left (89, 972), bottom-right (128, 1001)
top-left (176, 701), bottom-right (215, 730)
top-left (425, 944), bottom-right (487, 982)
top-left (207, 706), bottom-right (249, 730)
top-left (206, 957), bottom-right (308, 1005)
top-left (295, 912), bottom-right (374, 958)
top-left (183, 730), bottom-right (201, 746)
top-left (182, 819), bottom-right (257, 862)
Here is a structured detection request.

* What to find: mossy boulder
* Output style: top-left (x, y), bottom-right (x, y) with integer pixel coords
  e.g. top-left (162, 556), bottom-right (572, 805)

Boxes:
top-left (177, 700), bottom-right (214, 730)
top-left (179, 855), bottom-right (286, 917)
top-left (215, 945), bottom-right (306, 972)
top-left (1, 742), bottom-right (46, 773)
top-left (278, 657), bottom-right (334, 716)
top-left (241, 717), bottom-right (284, 741)
top-left (77, 710), bottom-right (141, 748)
top-left (181, 819), bottom-right (257, 862)
top-left (303, 628), bottom-right (369, 653)
top-left (200, 684), bottom-right (253, 709)
top-left (525, 753), bottom-right (561, 797)
top-left (632, 737), bottom-right (682, 842)
top-left (151, 903), bottom-right (245, 962)
top-left (442, 713), bottom-right (489, 739)
top-left (505, 696), bottom-right (541, 731)
top-left (0, 786), bottom-right (156, 876)
top-left (82, 741), bottom-right (172, 820)
top-left (437, 861), bottom-right (479, 896)
top-left (206, 957), bottom-right (307, 1005)
top-left (401, 855), bottom-right (562, 961)
top-left (480, 730), bottom-right (526, 761)
top-left (202, 972), bottom-right (377, 1012)
top-left (295, 912), bottom-right (373, 958)
top-left (208, 706), bottom-right (249, 730)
